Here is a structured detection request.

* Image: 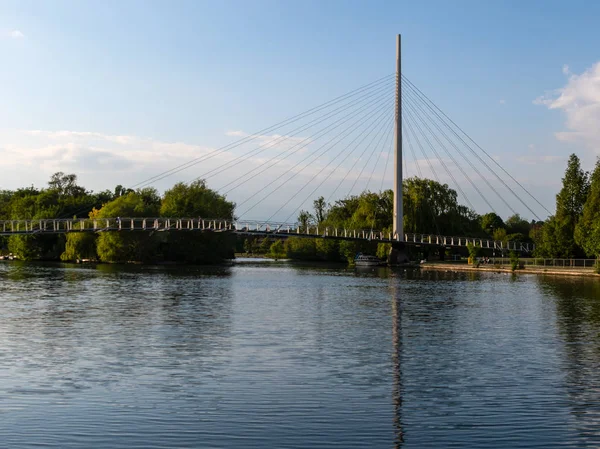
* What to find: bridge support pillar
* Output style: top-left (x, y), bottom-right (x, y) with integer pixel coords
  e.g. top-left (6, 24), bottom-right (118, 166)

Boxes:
top-left (389, 241), bottom-right (409, 265)
top-left (392, 34), bottom-right (404, 243)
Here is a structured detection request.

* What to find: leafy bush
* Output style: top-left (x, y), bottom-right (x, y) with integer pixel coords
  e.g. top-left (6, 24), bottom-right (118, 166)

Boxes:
top-left (467, 243), bottom-right (480, 265)
top-left (510, 251), bottom-right (520, 272)
top-left (268, 240), bottom-right (286, 260)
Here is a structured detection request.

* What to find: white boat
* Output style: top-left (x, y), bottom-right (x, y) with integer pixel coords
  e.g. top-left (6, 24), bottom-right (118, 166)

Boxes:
top-left (354, 253), bottom-right (385, 267)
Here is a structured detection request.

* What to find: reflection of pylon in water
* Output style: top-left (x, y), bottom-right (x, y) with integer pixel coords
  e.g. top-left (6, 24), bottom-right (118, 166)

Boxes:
top-left (391, 278), bottom-right (404, 446)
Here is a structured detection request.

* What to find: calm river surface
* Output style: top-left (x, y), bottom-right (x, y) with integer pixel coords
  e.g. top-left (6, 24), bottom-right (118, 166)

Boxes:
top-left (1, 260), bottom-right (600, 448)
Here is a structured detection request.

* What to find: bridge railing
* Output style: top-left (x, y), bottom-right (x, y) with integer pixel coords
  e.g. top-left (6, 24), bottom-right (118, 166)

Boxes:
top-left (0, 217), bottom-right (535, 253)
top-left (487, 258), bottom-right (598, 269)
top-left (0, 217), bottom-right (238, 234)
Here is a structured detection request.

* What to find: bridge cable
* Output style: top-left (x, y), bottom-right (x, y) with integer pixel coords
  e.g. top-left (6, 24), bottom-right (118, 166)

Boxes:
top-left (272, 103), bottom-right (395, 226)
top-left (326, 112), bottom-right (395, 205)
top-left (403, 93), bottom-right (498, 214)
top-left (402, 75), bottom-right (551, 218)
top-left (203, 80), bottom-right (395, 191)
top-left (402, 77), bottom-right (532, 218)
top-left (403, 104), bottom-right (477, 211)
top-left (361, 124), bottom-right (397, 239)
top-left (402, 82), bottom-right (518, 217)
top-left (218, 89), bottom-right (394, 213)
top-left (59, 76), bottom-right (394, 221)
top-left (402, 113), bottom-right (441, 186)
top-left (238, 97), bottom-right (394, 222)
top-left (325, 112), bottom-right (394, 239)
top-left (364, 114), bottom-right (396, 194)
top-left (404, 113), bottom-right (477, 238)
top-left (242, 97), bottom-right (395, 223)
top-left (342, 114), bottom-right (395, 200)
top-left (332, 111), bottom-right (393, 238)
top-left (403, 116), bottom-right (472, 238)
top-left (135, 76), bottom-right (394, 190)
top-left (130, 73), bottom-right (395, 189)
top-left (232, 92), bottom-right (395, 219)
top-left (402, 122), bottom-right (442, 237)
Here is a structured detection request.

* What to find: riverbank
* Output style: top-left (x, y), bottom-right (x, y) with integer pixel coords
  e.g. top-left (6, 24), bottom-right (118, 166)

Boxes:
top-left (421, 262), bottom-right (600, 278)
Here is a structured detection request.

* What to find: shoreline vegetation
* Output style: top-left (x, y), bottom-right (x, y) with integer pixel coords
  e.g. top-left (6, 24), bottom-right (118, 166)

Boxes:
top-left (1, 153), bottom-right (599, 270)
top-left (421, 261), bottom-right (600, 278)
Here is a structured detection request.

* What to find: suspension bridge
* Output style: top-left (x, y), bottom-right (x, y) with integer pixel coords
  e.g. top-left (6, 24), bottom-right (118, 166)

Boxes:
top-left (4, 35), bottom-right (549, 255)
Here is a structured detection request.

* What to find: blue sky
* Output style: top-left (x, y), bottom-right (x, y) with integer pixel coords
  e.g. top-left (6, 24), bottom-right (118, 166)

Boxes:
top-left (1, 0), bottom-right (599, 221)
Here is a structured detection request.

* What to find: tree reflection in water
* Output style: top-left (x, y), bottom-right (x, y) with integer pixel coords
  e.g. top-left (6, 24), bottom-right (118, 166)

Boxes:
top-left (538, 276), bottom-right (600, 442)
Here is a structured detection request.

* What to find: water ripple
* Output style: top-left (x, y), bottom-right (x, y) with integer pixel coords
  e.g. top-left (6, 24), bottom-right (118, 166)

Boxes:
top-left (1, 262), bottom-right (600, 447)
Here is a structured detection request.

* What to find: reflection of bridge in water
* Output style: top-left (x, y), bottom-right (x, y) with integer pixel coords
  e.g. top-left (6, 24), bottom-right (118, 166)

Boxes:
top-left (0, 217), bottom-right (535, 253)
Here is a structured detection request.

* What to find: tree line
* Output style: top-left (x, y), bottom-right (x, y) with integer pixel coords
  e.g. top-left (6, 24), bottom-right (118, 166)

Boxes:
top-left (0, 173), bottom-right (235, 263)
top-left (271, 155), bottom-right (600, 263)
top-left (248, 177), bottom-right (538, 264)
top-left (533, 154), bottom-right (600, 259)
top-left (3, 155), bottom-right (597, 264)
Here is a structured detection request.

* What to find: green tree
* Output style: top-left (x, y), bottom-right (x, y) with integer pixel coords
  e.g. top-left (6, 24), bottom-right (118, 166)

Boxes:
top-left (575, 158), bottom-right (600, 258)
top-left (505, 214), bottom-right (530, 236)
top-left (313, 196), bottom-right (327, 224)
top-left (94, 190), bottom-right (161, 263)
top-left (480, 212), bottom-right (505, 235)
top-left (467, 242), bottom-right (480, 264)
top-left (403, 178), bottom-right (479, 236)
top-left (285, 237), bottom-right (317, 260)
top-left (297, 210), bottom-right (314, 232)
top-left (556, 154), bottom-right (589, 222)
top-left (48, 172), bottom-right (86, 197)
top-left (243, 237), bottom-right (258, 255)
top-left (259, 237), bottom-right (271, 254)
top-left (8, 236), bottom-right (41, 260)
top-left (534, 216), bottom-right (575, 258)
top-left (159, 181), bottom-right (235, 264)
top-left (160, 180), bottom-right (234, 219)
top-left (536, 154), bottom-right (589, 258)
top-left (493, 227), bottom-right (508, 243)
top-left (268, 240), bottom-right (286, 259)
top-left (61, 232), bottom-right (98, 261)
top-left (315, 238), bottom-right (340, 261)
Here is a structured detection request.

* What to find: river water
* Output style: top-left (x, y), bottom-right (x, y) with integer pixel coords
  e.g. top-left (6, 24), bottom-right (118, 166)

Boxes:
top-left (1, 260), bottom-right (599, 448)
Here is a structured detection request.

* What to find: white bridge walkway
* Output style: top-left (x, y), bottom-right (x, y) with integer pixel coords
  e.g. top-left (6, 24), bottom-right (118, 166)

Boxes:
top-left (0, 217), bottom-right (535, 253)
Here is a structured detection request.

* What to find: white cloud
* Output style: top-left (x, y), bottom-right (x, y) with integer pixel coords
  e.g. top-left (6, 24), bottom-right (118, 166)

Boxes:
top-left (0, 128), bottom-right (318, 197)
top-left (535, 61), bottom-right (600, 151)
top-left (562, 64), bottom-right (570, 75)
top-left (2, 29), bottom-right (24, 39)
top-left (499, 99), bottom-right (506, 105)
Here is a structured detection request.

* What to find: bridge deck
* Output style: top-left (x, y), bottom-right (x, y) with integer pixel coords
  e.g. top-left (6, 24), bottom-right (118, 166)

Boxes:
top-left (0, 217), bottom-right (534, 253)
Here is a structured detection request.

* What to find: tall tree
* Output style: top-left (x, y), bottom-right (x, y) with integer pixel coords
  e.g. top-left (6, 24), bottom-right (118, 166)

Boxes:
top-left (536, 154), bottom-right (589, 258)
top-left (575, 158), bottom-right (600, 258)
top-left (297, 210), bottom-right (314, 231)
top-left (403, 178), bottom-right (479, 236)
top-left (313, 196), bottom-right (327, 224)
top-left (556, 154), bottom-right (589, 222)
top-left (48, 172), bottom-right (86, 197)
